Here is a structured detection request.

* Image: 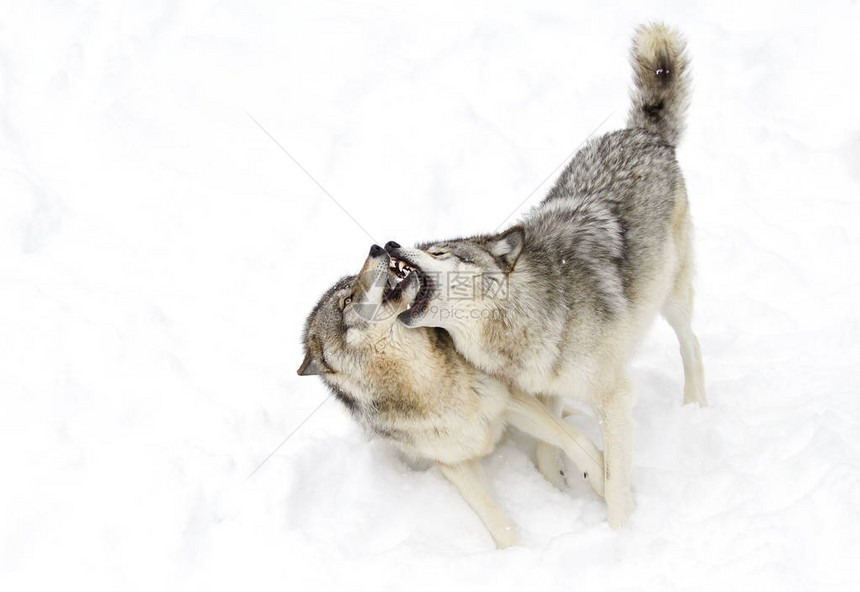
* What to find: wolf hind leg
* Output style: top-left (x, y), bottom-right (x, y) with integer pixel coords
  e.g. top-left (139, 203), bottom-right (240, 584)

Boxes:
top-left (437, 460), bottom-right (520, 549)
top-left (662, 255), bottom-right (707, 406)
top-left (534, 395), bottom-right (567, 489)
top-left (506, 390), bottom-right (604, 497)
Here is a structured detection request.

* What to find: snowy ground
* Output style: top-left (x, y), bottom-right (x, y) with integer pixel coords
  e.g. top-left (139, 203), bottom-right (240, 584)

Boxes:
top-left (2, 1), bottom-right (859, 590)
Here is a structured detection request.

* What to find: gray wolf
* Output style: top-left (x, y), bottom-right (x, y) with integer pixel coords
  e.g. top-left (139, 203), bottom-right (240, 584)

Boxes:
top-left (298, 245), bottom-right (605, 548)
top-left (385, 23), bottom-right (707, 529)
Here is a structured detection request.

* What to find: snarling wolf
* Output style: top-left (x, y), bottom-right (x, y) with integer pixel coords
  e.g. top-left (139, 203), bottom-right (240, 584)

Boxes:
top-left (385, 23), bottom-right (706, 529)
top-left (299, 245), bottom-right (605, 548)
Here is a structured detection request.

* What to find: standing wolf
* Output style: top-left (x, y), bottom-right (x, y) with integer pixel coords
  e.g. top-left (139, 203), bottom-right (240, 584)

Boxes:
top-left (299, 245), bottom-right (605, 548)
top-left (385, 23), bottom-right (706, 528)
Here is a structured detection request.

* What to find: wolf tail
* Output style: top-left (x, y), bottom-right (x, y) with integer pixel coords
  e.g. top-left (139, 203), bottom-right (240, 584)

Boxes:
top-left (626, 23), bottom-right (690, 146)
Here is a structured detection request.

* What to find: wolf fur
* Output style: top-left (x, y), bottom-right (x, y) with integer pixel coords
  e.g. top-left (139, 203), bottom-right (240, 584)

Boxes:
top-left (627, 22), bottom-right (690, 147)
top-left (385, 23), bottom-right (706, 529)
top-left (298, 247), bottom-right (605, 548)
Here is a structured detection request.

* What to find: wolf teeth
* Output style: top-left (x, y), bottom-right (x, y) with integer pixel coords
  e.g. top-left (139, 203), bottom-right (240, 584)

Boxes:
top-left (388, 258), bottom-right (412, 278)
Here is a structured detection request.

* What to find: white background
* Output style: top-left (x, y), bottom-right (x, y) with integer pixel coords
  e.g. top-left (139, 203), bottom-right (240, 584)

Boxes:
top-left (1, 1), bottom-right (859, 590)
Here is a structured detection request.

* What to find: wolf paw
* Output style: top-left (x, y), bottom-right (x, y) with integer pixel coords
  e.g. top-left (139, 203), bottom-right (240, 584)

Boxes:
top-left (607, 493), bottom-right (636, 529)
top-left (493, 525), bottom-right (521, 550)
top-left (683, 386), bottom-right (708, 407)
top-left (536, 445), bottom-right (567, 489)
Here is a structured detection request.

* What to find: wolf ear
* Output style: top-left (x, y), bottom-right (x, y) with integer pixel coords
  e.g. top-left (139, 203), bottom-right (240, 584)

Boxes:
top-left (487, 225), bottom-right (525, 272)
top-left (297, 352), bottom-right (331, 376)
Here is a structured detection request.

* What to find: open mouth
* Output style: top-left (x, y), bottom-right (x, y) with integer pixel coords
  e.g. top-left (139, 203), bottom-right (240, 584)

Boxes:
top-left (382, 255), bottom-right (432, 314)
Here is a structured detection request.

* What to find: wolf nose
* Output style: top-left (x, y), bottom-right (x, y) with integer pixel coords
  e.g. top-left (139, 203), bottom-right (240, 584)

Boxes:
top-left (384, 241), bottom-right (401, 252)
top-left (369, 244), bottom-right (385, 257)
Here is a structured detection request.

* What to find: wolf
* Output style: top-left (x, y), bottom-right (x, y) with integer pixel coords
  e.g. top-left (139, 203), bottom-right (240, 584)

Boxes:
top-left (384, 23), bottom-right (707, 529)
top-left (298, 245), bottom-right (605, 548)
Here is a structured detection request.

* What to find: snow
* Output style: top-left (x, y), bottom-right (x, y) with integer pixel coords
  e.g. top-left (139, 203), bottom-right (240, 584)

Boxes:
top-left (2, 1), bottom-right (859, 590)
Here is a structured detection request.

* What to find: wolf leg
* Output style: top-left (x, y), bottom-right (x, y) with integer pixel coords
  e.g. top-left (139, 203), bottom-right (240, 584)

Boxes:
top-left (437, 460), bottom-right (520, 549)
top-left (506, 391), bottom-right (604, 497)
top-left (598, 377), bottom-right (635, 529)
top-left (534, 395), bottom-right (567, 489)
top-left (662, 248), bottom-right (707, 406)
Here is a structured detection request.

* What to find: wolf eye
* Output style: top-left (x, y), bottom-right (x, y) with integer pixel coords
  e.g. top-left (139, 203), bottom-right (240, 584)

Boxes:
top-left (430, 251), bottom-right (447, 257)
top-left (341, 295), bottom-right (353, 308)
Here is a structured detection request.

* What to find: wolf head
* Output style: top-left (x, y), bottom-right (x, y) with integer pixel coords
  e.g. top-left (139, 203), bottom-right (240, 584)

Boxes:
top-left (298, 244), bottom-right (425, 379)
top-left (383, 226), bottom-right (524, 331)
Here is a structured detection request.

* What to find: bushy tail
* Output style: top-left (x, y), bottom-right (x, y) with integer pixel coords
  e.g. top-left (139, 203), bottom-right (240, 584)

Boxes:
top-left (627, 23), bottom-right (690, 146)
